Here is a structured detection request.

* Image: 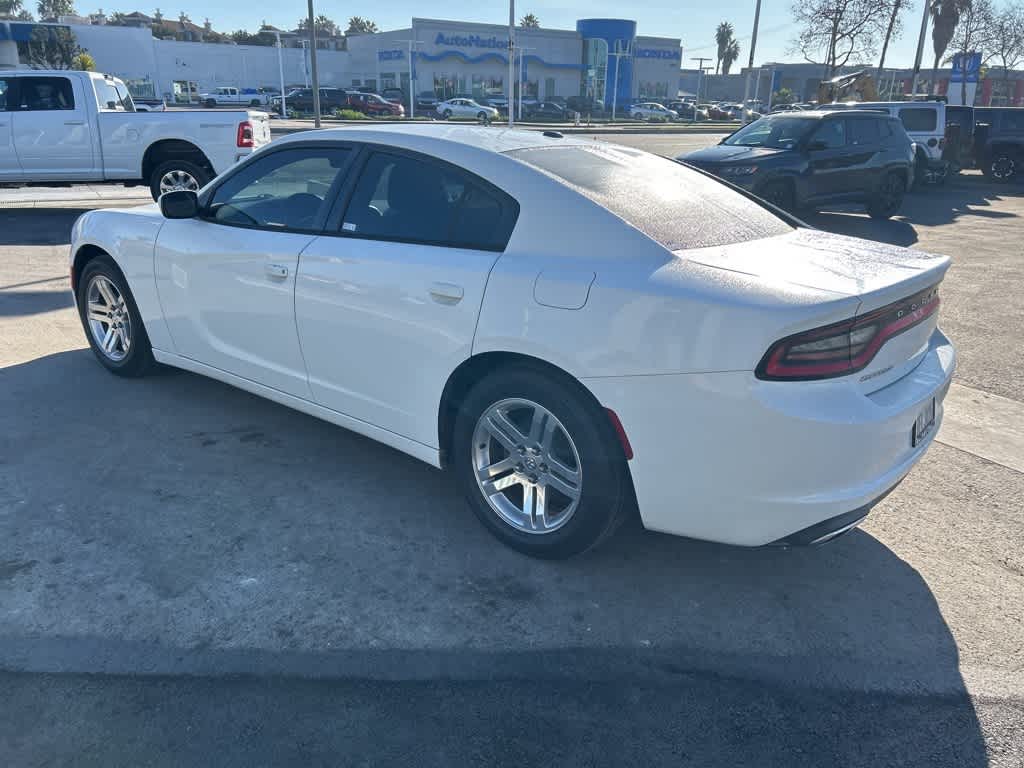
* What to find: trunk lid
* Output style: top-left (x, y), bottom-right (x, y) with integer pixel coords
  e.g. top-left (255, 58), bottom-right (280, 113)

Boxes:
top-left (247, 110), bottom-right (272, 147)
top-left (682, 228), bottom-right (951, 391)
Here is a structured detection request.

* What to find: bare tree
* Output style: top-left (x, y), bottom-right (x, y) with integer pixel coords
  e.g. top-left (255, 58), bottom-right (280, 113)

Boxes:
top-left (715, 21), bottom-right (735, 74)
top-left (791, 0), bottom-right (888, 80)
top-left (876, 0), bottom-right (911, 81)
top-left (985, 2), bottom-right (1024, 103)
top-left (949, 0), bottom-right (995, 104)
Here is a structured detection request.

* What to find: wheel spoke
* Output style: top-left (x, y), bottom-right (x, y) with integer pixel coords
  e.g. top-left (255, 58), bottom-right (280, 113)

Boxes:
top-left (87, 302), bottom-right (110, 324)
top-left (546, 457), bottom-right (580, 499)
top-left (481, 473), bottom-right (520, 497)
top-left (521, 483), bottom-right (535, 524)
top-left (117, 327), bottom-right (130, 353)
top-left (485, 410), bottom-right (528, 451)
top-left (95, 279), bottom-right (117, 306)
top-left (539, 416), bottom-right (558, 453)
top-left (102, 326), bottom-right (117, 353)
top-left (532, 484), bottom-right (547, 529)
top-left (477, 455), bottom-right (517, 481)
top-left (527, 407), bottom-right (547, 444)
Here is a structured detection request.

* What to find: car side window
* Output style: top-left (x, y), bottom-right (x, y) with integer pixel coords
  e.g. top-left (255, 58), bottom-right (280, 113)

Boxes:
top-left (810, 119), bottom-right (846, 149)
top-left (0, 78), bottom-right (9, 112)
top-left (206, 147), bottom-right (352, 231)
top-left (1000, 111), bottom-right (1024, 132)
top-left (848, 117), bottom-right (881, 145)
top-left (18, 76), bottom-right (74, 111)
top-left (94, 79), bottom-right (128, 112)
top-left (899, 108), bottom-right (938, 132)
top-left (340, 151), bottom-right (518, 251)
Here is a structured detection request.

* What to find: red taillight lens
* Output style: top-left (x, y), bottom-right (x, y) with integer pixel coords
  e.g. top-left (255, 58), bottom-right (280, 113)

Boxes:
top-left (236, 120), bottom-right (254, 148)
top-left (755, 285), bottom-right (940, 381)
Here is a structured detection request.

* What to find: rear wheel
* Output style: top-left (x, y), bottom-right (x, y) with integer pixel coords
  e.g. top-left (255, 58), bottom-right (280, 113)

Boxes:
top-left (443, 109), bottom-right (452, 119)
top-left (149, 158), bottom-right (212, 202)
top-left (985, 150), bottom-right (1020, 182)
top-left (758, 179), bottom-right (795, 212)
top-left (203, 98), bottom-right (217, 108)
top-left (250, 99), bottom-right (261, 107)
top-left (867, 172), bottom-right (906, 219)
top-left (452, 368), bottom-right (630, 559)
top-left (77, 256), bottom-right (155, 378)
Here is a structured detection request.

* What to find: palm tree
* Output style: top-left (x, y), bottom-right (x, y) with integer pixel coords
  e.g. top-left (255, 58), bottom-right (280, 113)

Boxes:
top-left (520, 13), bottom-right (539, 28)
top-left (931, 0), bottom-right (970, 93)
top-left (722, 39), bottom-right (741, 74)
top-left (715, 21), bottom-right (735, 74)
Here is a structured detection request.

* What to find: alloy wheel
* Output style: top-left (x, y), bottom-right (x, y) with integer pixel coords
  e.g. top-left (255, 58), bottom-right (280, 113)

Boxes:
top-left (991, 155), bottom-right (1016, 180)
top-left (86, 275), bottom-right (132, 362)
top-left (472, 398), bottom-right (582, 534)
top-left (158, 169), bottom-right (200, 195)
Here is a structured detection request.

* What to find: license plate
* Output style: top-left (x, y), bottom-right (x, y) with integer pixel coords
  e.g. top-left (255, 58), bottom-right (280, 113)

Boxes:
top-left (912, 398), bottom-right (936, 447)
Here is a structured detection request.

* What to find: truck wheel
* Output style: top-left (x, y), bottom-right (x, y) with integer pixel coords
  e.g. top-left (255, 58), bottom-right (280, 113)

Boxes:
top-left (203, 98), bottom-right (217, 108)
top-left (250, 99), bottom-right (262, 107)
top-left (985, 150), bottom-right (1019, 182)
top-left (867, 172), bottom-right (906, 220)
top-left (149, 159), bottom-right (212, 201)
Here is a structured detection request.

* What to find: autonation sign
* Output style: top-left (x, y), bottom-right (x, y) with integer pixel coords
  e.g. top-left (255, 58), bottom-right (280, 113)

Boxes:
top-left (434, 32), bottom-right (510, 49)
top-left (635, 48), bottom-right (681, 60)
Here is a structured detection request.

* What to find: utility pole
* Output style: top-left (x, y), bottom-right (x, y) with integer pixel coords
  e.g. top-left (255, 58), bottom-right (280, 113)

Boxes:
top-left (274, 31), bottom-right (287, 118)
top-left (306, 0), bottom-right (321, 127)
top-left (517, 46), bottom-right (534, 120)
top-left (396, 39), bottom-right (422, 118)
top-left (740, 0), bottom-right (762, 122)
top-left (910, 0), bottom-right (933, 101)
top-left (691, 56), bottom-right (712, 113)
top-left (609, 40), bottom-right (632, 121)
top-left (507, 0), bottom-right (515, 127)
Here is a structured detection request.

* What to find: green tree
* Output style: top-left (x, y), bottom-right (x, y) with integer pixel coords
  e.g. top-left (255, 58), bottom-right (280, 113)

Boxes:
top-left (949, 0), bottom-right (995, 103)
top-left (36, 0), bottom-right (74, 19)
top-left (985, 2), bottom-right (1024, 103)
top-left (0, 0), bottom-right (31, 18)
top-left (297, 14), bottom-right (340, 36)
top-left (232, 28), bottom-right (275, 46)
top-left (18, 24), bottom-right (80, 67)
top-left (520, 13), bottom-right (539, 28)
top-left (71, 50), bottom-right (95, 70)
top-left (715, 21), bottom-right (735, 74)
top-left (721, 38), bottom-right (741, 74)
top-left (345, 16), bottom-right (378, 34)
top-left (773, 86), bottom-right (796, 104)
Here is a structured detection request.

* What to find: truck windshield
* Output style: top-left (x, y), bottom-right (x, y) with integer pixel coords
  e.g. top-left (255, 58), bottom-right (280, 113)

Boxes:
top-left (722, 116), bottom-right (817, 149)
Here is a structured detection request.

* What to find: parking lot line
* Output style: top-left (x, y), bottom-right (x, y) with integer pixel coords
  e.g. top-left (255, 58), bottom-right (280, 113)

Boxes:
top-left (937, 382), bottom-right (1024, 474)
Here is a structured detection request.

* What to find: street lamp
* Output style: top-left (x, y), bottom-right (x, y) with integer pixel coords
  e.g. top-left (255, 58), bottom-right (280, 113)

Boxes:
top-left (740, 0), bottom-right (763, 122)
top-left (507, 0), bottom-right (516, 127)
top-left (273, 31), bottom-right (286, 118)
top-left (306, 0), bottom-right (321, 127)
top-left (691, 57), bottom-right (713, 118)
top-left (517, 45), bottom-right (535, 121)
top-left (608, 40), bottom-right (632, 121)
top-left (396, 39), bottom-right (423, 118)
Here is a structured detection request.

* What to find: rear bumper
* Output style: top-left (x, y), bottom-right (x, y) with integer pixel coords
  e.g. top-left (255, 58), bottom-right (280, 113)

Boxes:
top-left (583, 328), bottom-right (955, 546)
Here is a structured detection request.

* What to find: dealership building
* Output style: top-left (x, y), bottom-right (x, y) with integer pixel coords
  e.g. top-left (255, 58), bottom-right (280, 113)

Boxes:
top-left (1, 16), bottom-right (682, 106)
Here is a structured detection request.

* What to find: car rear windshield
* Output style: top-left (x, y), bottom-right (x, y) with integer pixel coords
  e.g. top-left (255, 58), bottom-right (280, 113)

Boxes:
top-left (507, 144), bottom-right (792, 251)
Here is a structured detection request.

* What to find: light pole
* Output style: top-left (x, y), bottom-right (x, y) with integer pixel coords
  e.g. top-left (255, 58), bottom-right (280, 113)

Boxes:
top-left (396, 39), bottom-right (422, 118)
top-left (507, 0), bottom-right (516, 126)
top-left (274, 31), bottom-right (287, 118)
top-left (910, 0), bottom-right (933, 100)
top-left (306, 0), bottom-right (321, 127)
top-left (609, 40), bottom-right (632, 121)
top-left (740, 0), bottom-right (763, 122)
top-left (301, 40), bottom-right (309, 88)
top-left (691, 56), bottom-right (712, 117)
top-left (517, 45), bottom-right (534, 120)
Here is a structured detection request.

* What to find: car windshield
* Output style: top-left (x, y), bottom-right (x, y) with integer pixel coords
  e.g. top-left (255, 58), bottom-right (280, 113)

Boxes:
top-left (507, 144), bottom-right (792, 250)
top-left (723, 116), bottom-right (818, 149)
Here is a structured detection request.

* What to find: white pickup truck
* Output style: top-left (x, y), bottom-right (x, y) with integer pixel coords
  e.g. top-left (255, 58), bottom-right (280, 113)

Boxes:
top-left (199, 86), bottom-right (271, 108)
top-left (0, 70), bottom-right (272, 200)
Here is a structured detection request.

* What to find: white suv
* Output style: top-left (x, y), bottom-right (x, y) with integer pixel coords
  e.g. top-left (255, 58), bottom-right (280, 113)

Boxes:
top-left (819, 101), bottom-right (947, 183)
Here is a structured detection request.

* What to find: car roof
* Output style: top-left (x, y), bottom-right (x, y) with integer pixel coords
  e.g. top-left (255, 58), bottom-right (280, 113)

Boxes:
top-left (273, 123), bottom-right (593, 155)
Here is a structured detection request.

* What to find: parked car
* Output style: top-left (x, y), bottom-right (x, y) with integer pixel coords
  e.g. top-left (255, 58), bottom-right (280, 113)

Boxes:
top-left (417, 90), bottom-right (440, 112)
top-left (132, 96), bottom-right (166, 112)
top-left (525, 101), bottom-right (569, 121)
top-left (771, 103), bottom-right (805, 113)
top-left (681, 110), bottom-right (914, 219)
top-left (817, 100), bottom-right (948, 184)
top-left (698, 103), bottom-right (733, 120)
top-left (630, 102), bottom-right (677, 121)
top-left (344, 91), bottom-right (405, 117)
top-left (666, 101), bottom-right (708, 120)
top-left (69, 124), bottom-right (954, 558)
top-left (565, 95), bottom-right (604, 117)
top-left (286, 87), bottom-right (350, 114)
top-left (0, 70), bottom-right (271, 200)
top-left (381, 87), bottom-right (406, 105)
top-left (966, 107), bottom-right (1024, 182)
top-left (436, 98), bottom-right (499, 121)
top-left (199, 86), bottom-right (269, 108)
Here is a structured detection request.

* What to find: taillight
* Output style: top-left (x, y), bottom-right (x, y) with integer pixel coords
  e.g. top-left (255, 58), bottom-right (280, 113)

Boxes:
top-left (236, 120), bottom-right (254, 148)
top-left (755, 285), bottom-right (940, 381)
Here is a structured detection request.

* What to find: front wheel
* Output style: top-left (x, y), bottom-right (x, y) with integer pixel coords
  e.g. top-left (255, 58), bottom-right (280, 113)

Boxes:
top-left (149, 158), bottom-right (212, 202)
top-left (77, 256), bottom-right (155, 377)
top-left (442, 109), bottom-right (452, 120)
top-left (452, 368), bottom-right (630, 559)
top-left (203, 98), bottom-right (217, 108)
top-left (867, 172), bottom-right (906, 219)
top-left (985, 150), bottom-right (1019, 182)
top-left (757, 179), bottom-right (795, 212)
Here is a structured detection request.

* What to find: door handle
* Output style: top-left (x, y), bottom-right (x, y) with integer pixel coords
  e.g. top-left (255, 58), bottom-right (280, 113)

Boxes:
top-left (64, 120), bottom-right (86, 126)
top-left (429, 282), bottom-right (464, 305)
top-left (265, 263), bottom-right (289, 279)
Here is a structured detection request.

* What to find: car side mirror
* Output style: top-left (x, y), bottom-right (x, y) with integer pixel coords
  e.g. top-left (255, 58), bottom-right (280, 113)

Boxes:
top-left (159, 189), bottom-right (199, 219)
top-left (807, 140), bottom-right (829, 152)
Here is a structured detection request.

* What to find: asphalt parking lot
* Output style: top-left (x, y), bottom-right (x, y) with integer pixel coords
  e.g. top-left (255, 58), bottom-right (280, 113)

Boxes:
top-left (1, 130), bottom-right (1023, 766)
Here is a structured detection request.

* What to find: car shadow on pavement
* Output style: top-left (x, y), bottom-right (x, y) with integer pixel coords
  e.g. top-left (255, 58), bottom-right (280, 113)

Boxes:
top-left (0, 350), bottom-right (990, 766)
top-left (0, 209), bottom-right (92, 246)
top-left (0, 289), bottom-right (74, 317)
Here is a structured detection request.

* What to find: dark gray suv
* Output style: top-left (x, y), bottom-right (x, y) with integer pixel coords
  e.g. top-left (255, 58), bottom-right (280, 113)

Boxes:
top-left (680, 111), bottom-right (915, 219)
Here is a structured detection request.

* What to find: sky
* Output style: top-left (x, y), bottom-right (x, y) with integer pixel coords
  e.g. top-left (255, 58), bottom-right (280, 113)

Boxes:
top-left (85, 0), bottom-right (929, 71)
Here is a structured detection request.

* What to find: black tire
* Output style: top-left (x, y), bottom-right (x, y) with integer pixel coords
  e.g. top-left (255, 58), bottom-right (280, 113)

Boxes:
top-left (984, 150), bottom-right (1019, 183)
top-left (867, 172), bottom-right (906, 220)
top-left (452, 366), bottom-right (631, 559)
top-left (477, 111), bottom-right (488, 122)
top-left (203, 98), bottom-right (217, 108)
top-left (757, 179), bottom-right (795, 212)
top-left (77, 255), bottom-right (155, 378)
top-left (912, 150), bottom-right (929, 190)
top-left (250, 99), bottom-right (262, 107)
top-left (443, 109), bottom-right (452, 119)
top-left (148, 158), bottom-right (212, 202)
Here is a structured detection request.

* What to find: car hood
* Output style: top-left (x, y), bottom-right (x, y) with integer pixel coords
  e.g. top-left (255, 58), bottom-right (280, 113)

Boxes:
top-left (680, 228), bottom-right (950, 311)
top-left (682, 145), bottom-right (790, 164)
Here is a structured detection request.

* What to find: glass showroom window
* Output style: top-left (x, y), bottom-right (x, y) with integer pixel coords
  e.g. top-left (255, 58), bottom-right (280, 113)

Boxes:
top-left (381, 72), bottom-right (397, 90)
top-left (581, 38), bottom-right (608, 100)
top-left (472, 74), bottom-right (486, 99)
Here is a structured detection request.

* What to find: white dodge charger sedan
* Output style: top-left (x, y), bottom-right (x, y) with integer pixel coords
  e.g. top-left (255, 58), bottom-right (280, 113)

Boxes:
top-left (69, 124), bottom-right (955, 558)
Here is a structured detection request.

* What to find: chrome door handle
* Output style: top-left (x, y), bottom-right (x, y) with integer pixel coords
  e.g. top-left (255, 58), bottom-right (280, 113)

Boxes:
top-left (429, 282), bottom-right (464, 305)
top-left (265, 263), bottom-right (289, 279)
top-left (64, 120), bottom-right (86, 126)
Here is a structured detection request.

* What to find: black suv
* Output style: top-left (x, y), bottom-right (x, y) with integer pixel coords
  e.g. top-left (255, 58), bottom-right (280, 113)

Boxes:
top-left (286, 87), bottom-right (349, 113)
top-left (946, 106), bottom-right (1024, 182)
top-left (680, 110), bottom-right (915, 219)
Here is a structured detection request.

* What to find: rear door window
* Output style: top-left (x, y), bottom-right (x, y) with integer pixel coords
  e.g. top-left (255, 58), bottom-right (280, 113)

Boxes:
top-left (848, 117), bottom-right (881, 145)
top-left (809, 119), bottom-right (847, 149)
top-left (507, 144), bottom-right (792, 251)
top-left (898, 107), bottom-right (938, 132)
top-left (0, 78), bottom-right (10, 111)
top-left (17, 76), bottom-right (75, 111)
top-left (998, 110), bottom-right (1024, 132)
